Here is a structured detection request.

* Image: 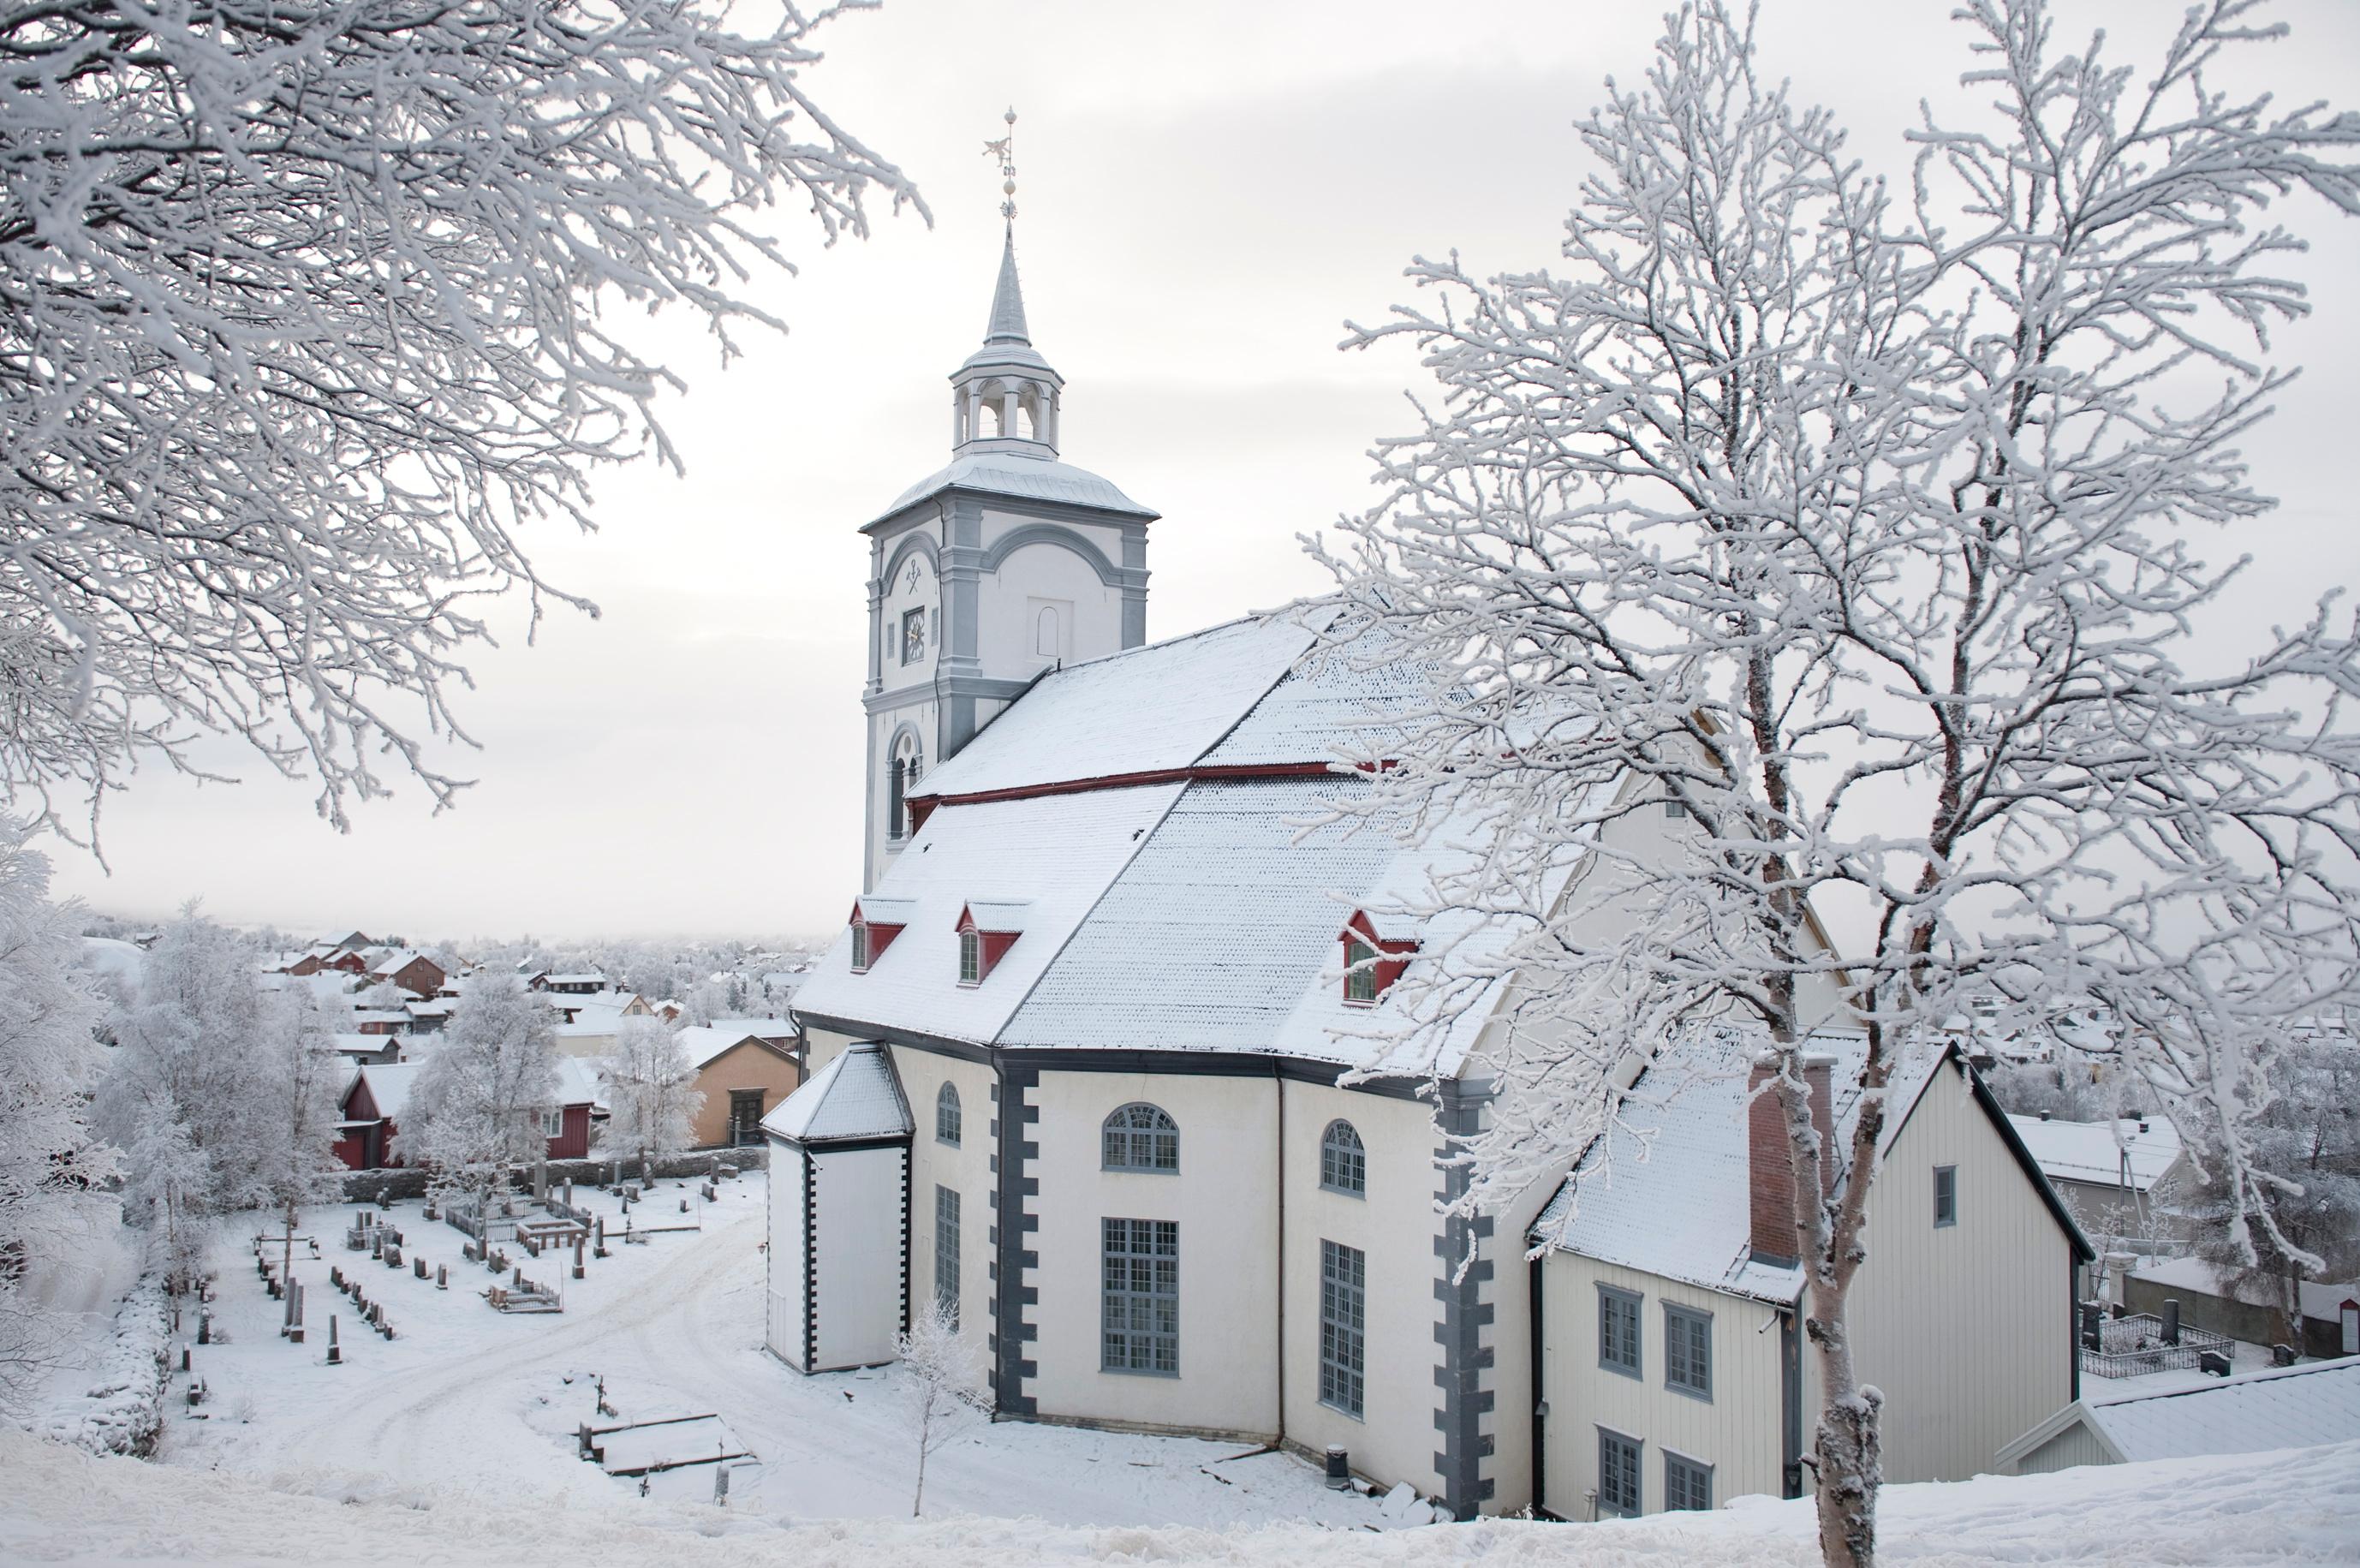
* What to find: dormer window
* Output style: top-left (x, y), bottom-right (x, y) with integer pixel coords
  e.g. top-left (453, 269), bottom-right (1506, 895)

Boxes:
top-left (848, 897), bottom-right (915, 973)
top-left (953, 900), bottom-right (1031, 987)
top-left (1339, 910), bottom-right (1419, 1007)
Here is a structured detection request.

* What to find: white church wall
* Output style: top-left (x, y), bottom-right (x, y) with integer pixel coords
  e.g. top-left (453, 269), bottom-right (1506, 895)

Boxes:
top-left (1279, 1080), bottom-right (1448, 1499)
top-left (767, 1143), bottom-right (812, 1368)
top-left (874, 523), bottom-right (941, 701)
top-left (896, 1043), bottom-right (997, 1386)
top-left (811, 1143), bottom-right (909, 1371)
top-left (1479, 1150), bottom-right (1574, 1516)
top-left (1027, 1068), bottom-right (1280, 1439)
top-left (974, 530), bottom-right (1121, 677)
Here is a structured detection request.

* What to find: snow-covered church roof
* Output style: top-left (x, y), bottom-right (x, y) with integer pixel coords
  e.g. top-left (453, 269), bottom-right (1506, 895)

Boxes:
top-left (760, 1043), bottom-right (912, 1146)
top-left (872, 450), bottom-right (1156, 527)
top-left (793, 617), bottom-right (1554, 1076)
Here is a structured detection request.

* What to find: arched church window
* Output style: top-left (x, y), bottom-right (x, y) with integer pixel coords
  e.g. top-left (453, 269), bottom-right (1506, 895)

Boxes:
top-left (1320, 1120), bottom-right (1367, 1196)
top-left (1036, 605), bottom-right (1059, 659)
top-left (888, 733), bottom-right (923, 842)
top-left (1103, 1103), bottom-right (1178, 1173)
top-left (937, 1082), bottom-right (962, 1147)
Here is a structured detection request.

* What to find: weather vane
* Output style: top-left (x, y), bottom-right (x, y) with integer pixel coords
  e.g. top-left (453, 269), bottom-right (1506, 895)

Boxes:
top-left (982, 107), bottom-right (1017, 222)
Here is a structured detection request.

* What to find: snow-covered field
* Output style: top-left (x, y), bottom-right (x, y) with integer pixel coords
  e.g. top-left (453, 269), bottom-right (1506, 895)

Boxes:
top-left (9, 1170), bottom-right (2357, 1565)
top-left (80, 1172), bottom-right (1403, 1529)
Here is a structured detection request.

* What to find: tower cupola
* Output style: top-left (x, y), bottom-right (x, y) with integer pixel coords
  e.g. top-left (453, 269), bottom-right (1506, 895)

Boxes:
top-left (951, 228), bottom-right (1062, 457)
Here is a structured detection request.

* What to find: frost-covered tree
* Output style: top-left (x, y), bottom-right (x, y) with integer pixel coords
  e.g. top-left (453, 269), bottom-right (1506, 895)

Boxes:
top-left (0, 0), bottom-right (920, 840)
top-left (0, 823), bottom-right (116, 1398)
top-left (98, 910), bottom-right (272, 1291)
top-left (1316, 4), bottom-right (2359, 1561)
top-left (398, 975), bottom-right (557, 1209)
top-left (595, 1015), bottom-right (702, 1179)
top-left (253, 987), bottom-right (347, 1280)
top-left (895, 1299), bottom-right (985, 1517)
top-left (2191, 1031), bottom-right (2360, 1344)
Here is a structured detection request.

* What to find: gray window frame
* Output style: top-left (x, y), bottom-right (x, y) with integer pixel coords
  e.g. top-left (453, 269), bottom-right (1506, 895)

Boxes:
top-left (957, 927), bottom-right (981, 986)
top-left (1663, 1450), bottom-right (1713, 1512)
top-left (1320, 1119), bottom-right (1366, 1196)
top-left (935, 1082), bottom-right (961, 1147)
top-left (934, 1185), bottom-right (960, 1326)
top-left (1663, 1302), bottom-right (1713, 1401)
top-left (1934, 1164), bottom-right (1958, 1228)
top-left (1598, 1283), bottom-right (1642, 1379)
top-left (1102, 1103), bottom-right (1179, 1173)
top-left (850, 921), bottom-right (873, 969)
top-left (1100, 1217), bottom-right (1178, 1376)
top-left (1597, 1426), bottom-right (1642, 1517)
top-left (1318, 1239), bottom-right (1366, 1418)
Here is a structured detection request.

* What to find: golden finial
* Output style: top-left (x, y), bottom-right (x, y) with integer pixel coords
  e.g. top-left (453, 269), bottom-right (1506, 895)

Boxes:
top-left (983, 107), bottom-right (1017, 222)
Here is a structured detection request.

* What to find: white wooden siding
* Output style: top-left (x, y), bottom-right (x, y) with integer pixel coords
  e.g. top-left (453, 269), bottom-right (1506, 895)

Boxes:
top-left (1539, 1254), bottom-right (1788, 1517)
top-left (1840, 1058), bottom-right (2076, 1482)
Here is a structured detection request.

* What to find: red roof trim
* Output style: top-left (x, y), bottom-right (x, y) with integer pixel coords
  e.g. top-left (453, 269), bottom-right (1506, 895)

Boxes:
top-left (909, 760), bottom-right (1349, 826)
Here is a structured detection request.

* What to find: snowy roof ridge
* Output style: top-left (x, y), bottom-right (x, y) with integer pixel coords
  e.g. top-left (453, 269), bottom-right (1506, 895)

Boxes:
top-left (2087, 1356), bottom-right (2360, 1410)
top-left (870, 450), bottom-right (1153, 527)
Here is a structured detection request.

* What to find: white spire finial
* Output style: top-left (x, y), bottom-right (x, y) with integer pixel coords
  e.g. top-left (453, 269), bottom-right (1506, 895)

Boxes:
top-left (983, 107), bottom-right (1017, 223)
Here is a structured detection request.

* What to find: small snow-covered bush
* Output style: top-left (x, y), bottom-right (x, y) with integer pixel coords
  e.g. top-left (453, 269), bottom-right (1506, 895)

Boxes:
top-left (37, 1276), bottom-right (171, 1457)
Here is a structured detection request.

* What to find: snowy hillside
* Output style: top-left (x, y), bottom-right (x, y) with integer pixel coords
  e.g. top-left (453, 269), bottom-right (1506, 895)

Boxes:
top-left (3, 1426), bottom-right (2354, 1565)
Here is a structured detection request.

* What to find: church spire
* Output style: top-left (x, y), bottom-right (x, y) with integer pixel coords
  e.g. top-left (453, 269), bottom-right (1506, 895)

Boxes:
top-left (983, 225), bottom-right (1031, 348)
top-left (952, 109), bottom-right (1061, 458)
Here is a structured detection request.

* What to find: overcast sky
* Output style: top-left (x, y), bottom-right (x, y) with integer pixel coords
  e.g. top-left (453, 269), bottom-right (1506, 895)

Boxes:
top-left (42, 0), bottom-right (2360, 945)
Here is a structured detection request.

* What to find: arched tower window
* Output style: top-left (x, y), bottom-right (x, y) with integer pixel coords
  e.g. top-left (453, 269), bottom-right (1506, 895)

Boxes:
top-left (1320, 1120), bottom-right (1366, 1195)
top-left (888, 732), bottom-right (923, 842)
top-left (1035, 605), bottom-right (1059, 659)
top-left (1102, 1103), bottom-right (1178, 1173)
top-left (937, 1082), bottom-right (962, 1147)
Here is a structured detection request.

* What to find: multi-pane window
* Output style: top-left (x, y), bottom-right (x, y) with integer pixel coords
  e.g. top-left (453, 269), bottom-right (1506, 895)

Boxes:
top-left (1664, 1452), bottom-right (1713, 1512)
top-left (851, 921), bottom-right (872, 970)
top-left (902, 607), bottom-right (926, 665)
top-left (1598, 1428), bottom-right (1642, 1517)
top-left (1664, 1303), bottom-right (1713, 1399)
top-left (1320, 1120), bottom-right (1366, 1195)
top-left (934, 1186), bottom-right (961, 1326)
top-left (1344, 938), bottom-right (1378, 1005)
top-left (1102, 1103), bottom-right (1178, 1173)
top-left (936, 1082), bottom-right (962, 1146)
top-left (958, 927), bottom-right (981, 985)
top-left (1101, 1218), bottom-right (1178, 1374)
top-left (1599, 1285), bottom-right (1642, 1378)
top-left (1934, 1165), bottom-right (1958, 1227)
top-left (539, 1108), bottom-right (563, 1138)
top-left (1319, 1240), bottom-right (1366, 1417)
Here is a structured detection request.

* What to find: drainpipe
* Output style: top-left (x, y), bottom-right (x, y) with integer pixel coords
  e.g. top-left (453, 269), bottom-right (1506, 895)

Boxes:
top-left (1275, 1073), bottom-right (1286, 1445)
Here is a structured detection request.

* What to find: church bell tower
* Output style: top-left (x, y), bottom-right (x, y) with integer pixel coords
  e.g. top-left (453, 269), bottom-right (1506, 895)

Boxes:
top-left (857, 119), bottom-right (1159, 890)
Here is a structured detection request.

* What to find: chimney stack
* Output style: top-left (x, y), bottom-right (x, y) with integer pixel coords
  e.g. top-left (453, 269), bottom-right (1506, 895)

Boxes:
top-left (1748, 1052), bottom-right (1837, 1266)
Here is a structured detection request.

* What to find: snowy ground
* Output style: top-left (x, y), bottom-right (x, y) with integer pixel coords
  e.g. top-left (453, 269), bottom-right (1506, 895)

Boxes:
top-left (3, 1422), bottom-right (2355, 1564)
top-left (118, 1172), bottom-right (1404, 1529)
top-left (10, 1173), bottom-right (2356, 1564)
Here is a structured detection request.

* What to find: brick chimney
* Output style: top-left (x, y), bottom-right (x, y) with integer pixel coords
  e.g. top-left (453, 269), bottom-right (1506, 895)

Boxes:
top-left (1748, 1052), bottom-right (1836, 1267)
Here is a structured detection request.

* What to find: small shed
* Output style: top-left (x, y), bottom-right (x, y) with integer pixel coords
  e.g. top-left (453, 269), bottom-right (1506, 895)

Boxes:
top-left (1999, 1358), bottom-right (2360, 1474)
top-left (762, 1043), bottom-right (911, 1374)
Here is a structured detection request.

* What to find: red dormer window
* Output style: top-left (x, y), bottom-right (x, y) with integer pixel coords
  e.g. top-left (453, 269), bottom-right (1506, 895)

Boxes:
top-left (849, 898), bottom-right (910, 974)
top-left (954, 901), bottom-right (1029, 988)
top-left (1340, 910), bottom-right (1419, 1006)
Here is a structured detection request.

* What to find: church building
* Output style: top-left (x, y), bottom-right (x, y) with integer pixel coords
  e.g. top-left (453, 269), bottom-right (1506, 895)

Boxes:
top-left (761, 223), bottom-right (2088, 1522)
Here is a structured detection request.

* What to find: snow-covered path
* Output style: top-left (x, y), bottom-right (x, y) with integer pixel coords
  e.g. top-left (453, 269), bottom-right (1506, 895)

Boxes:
top-left (161, 1175), bottom-right (1399, 1530)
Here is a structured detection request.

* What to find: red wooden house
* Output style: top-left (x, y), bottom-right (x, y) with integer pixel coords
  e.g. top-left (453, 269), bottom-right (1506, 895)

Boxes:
top-left (334, 1058), bottom-right (605, 1170)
